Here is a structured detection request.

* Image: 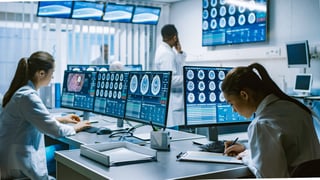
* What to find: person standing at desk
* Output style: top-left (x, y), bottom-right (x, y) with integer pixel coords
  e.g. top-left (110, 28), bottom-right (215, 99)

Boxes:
top-left (154, 24), bottom-right (186, 128)
top-left (222, 63), bottom-right (320, 178)
top-left (0, 51), bottom-right (91, 180)
top-left (91, 44), bottom-right (109, 65)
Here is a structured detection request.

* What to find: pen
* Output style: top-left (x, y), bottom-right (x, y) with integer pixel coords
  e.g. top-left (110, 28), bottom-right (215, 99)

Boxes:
top-left (230, 137), bottom-right (239, 146)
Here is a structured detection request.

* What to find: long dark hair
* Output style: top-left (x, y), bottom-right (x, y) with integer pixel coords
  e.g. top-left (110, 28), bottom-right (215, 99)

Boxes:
top-left (221, 63), bottom-right (311, 114)
top-left (2, 51), bottom-right (54, 107)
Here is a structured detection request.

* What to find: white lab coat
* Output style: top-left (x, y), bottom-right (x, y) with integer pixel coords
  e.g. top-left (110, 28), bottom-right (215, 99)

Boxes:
top-left (0, 81), bottom-right (75, 180)
top-left (154, 41), bottom-right (186, 127)
top-left (242, 94), bottom-right (320, 178)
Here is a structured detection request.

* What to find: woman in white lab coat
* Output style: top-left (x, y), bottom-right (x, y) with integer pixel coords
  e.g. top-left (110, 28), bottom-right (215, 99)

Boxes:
top-left (222, 63), bottom-right (320, 178)
top-left (154, 24), bottom-right (186, 128)
top-left (0, 51), bottom-right (91, 180)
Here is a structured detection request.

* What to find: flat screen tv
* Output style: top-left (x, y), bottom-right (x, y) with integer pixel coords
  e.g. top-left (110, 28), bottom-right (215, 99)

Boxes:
top-left (131, 6), bottom-right (161, 25)
top-left (103, 3), bottom-right (134, 23)
top-left (37, 1), bottom-right (73, 18)
top-left (202, 0), bottom-right (268, 46)
top-left (286, 40), bottom-right (310, 68)
top-left (71, 1), bottom-right (104, 21)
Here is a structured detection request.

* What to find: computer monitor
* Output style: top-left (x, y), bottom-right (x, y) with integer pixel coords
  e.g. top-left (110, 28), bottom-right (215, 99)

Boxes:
top-left (67, 64), bottom-right (109, 72)
top-left (93, 71), bottom-right (130, 119)
top-left (37, 1), bottom-right (73, 19)
top-left (61, 71), bottom-right (97, 119)
top-left (183, 66), bottom-right (251, 141)
top-left (293, 74), bottom-right (312, 94)
top-left (131, 6), bottom-right (161, 25)
top-left (103, 3), bottom-right (134, 23)
top-left (125, 71), bottom-right (172, 128)
top-left (71, 1), bottom-right (104, 21)
top-left (286, 40), bottom-right (310, 68)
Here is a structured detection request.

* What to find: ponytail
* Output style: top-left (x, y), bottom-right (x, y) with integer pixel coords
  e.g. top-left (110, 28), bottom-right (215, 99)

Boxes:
top-left (249, 63), bottom-right (311, 115)
top-left (2, 58), bottom-right (29, 107)
top-left (2, 51), bottom-right (54, 108)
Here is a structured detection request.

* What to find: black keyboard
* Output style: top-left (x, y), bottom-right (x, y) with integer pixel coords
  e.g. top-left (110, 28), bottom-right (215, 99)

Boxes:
top-left (199, 140), bottom-right (225, 153)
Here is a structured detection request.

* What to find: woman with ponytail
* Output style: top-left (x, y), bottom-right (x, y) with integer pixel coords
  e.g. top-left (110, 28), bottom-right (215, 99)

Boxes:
top-left (222, 63), bottom-right (320, 178)
top-left (0, 51), bottom-right (91, 180)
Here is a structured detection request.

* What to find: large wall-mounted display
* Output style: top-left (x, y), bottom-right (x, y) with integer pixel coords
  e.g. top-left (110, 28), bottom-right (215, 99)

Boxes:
top-left (202, 0), bottom-right (268, 46)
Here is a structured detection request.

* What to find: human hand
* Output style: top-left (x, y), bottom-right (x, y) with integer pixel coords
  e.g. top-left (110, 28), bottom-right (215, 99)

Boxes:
top-left (73, 121), bottom-right (91, 132)
top-left (224, 140), bottom-right (246, 157)
top-left (57, 114), bottom-right (80, 124)
top-left (174, 37), bottom-right (182, 53)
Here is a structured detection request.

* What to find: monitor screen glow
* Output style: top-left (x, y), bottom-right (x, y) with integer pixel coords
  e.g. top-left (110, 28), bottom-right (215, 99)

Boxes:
top-left (183, 66), bottom-right (251, 127)
top-left (37, 1), bottom-right (73, 18)
top-left (293, 74), bottom-right (312, 93)
top-left (125, 71), bottom-right (171, 128)
top-left (61, 71), bottom-right (97, 111)
top-left (286, 40), bottom-right (310, 68)
top-left (71, 1), bottom-right (104, 21)
top-left (131, 6), bottom-right (161, 25)
top-left (103, 3), bottom-right (134, 23)
top-left (93, 71), bottom-right (130, 118)
top-left (202, 0), bottom-right (268, 46)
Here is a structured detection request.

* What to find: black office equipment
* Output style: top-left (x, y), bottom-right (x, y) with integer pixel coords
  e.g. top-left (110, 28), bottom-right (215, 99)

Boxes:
top-left (293, 74), bottom-right (312, 95)
top-left (286, 40), bottom-right (310, 68)
top-left (61, 70), bottom-right (97, 120)
top-left (183, 66), bottom-right (252, 148)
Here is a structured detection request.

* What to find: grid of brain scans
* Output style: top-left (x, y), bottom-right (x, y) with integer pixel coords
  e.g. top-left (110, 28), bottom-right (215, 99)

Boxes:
top-left (184, 66), bottom-right (249, 126)
top-left (93, 71), bottom-right (129, 118)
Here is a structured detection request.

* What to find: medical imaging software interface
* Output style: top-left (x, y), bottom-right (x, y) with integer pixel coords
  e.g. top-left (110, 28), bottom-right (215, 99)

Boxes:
top-left (125, 71), bottom-right (171, 127)
top-left (61, 71), bottom-right (97, 111)
top-left (93, 71), bottom-right (130, 118)
top-left (184, 66), bottom-right (250, 126)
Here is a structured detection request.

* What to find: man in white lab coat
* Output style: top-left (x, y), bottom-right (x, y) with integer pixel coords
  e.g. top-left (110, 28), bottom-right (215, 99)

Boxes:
top-left (154, 24), bottom-right (186, 128)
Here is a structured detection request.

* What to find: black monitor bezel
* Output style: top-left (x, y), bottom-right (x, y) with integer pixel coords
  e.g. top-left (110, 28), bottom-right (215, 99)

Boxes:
top-left (102, 3), bottom-right (135, 23)
top-left (286, 40), bottom-right (310, 68)
top-left (36, 1), bottom-right (73, 19)
top-left (131, 5), bottom-right (161, 25)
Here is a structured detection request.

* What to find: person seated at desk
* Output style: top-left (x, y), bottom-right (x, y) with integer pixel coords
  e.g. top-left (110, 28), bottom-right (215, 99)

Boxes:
top-left (0, 51), bottom-right (91, 180)
top-left (222, 63), bottom-right (320, 178)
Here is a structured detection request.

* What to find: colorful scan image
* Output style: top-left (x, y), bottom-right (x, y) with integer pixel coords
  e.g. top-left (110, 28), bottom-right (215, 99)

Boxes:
top-left (67, 73), bottom-right (85, 92)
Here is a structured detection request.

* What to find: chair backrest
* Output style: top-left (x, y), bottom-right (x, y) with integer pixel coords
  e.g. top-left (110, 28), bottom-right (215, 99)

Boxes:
top-left (291, 159), bottom-right (320, 177)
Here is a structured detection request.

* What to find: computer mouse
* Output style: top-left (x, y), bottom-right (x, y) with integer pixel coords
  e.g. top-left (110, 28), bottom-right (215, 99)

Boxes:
top-left (96, 127), bottom-right (112, 135)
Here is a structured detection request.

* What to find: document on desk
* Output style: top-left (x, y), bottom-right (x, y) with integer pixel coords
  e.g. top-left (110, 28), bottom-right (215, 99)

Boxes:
top-left (177, 151), bottom-right (243, 164)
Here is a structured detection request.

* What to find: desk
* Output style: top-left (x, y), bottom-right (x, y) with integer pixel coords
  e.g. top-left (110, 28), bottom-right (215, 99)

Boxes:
top-left (55, 139), bottom-right (253, 180)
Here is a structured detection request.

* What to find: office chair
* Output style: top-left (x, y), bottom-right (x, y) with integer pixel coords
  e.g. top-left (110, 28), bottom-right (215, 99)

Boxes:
top-left (291, 159), bottom-right (320, 177)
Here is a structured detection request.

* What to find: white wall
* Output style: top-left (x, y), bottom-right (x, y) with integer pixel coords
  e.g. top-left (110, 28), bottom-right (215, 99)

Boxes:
top-left (166, 0), bottom-right (320, 92)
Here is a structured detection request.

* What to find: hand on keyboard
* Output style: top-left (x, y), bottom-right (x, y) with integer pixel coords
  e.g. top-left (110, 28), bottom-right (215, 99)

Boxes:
top-left (199, 140), bottom-right (225, 153)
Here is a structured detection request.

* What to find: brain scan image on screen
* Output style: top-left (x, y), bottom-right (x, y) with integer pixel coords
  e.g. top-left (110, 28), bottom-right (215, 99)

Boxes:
top-left (209, 81), bottom-right (216, 91)
top-left (219, 6), bottom-right (226, 16)
top-left (188, 93), bottom-right (195, 103)
top-left (211, 0), bottom-right (217, 7)
top-left (187, 70), bottom-right (194, 80)
top-left (219, 92), bottom-right (226, 102)
top-left (187, 81), bottom-right (195, 91)
top-left (67, 73), bottom-right (85, 92)
top-left (198, 70), bottom-right (205, 80)
top-left (130, 75), bottom-right (138, 93)
top-left (218, 71), bottom-right (226, 80)
top-left (198, 92), bottom-right (206, 103)
top-left (229, 4), bottom-right (236, 15)
top-left (210, 92), bottom-right (216, 102)
top-left (198, 81), bottom-right (206, 91)
top-left (151, 75), bottom-right (161, 95)
top-left (140, 74), bottom-right (149, 95)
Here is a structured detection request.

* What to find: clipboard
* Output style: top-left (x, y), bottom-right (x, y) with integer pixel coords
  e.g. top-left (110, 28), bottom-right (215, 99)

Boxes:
top-left (176, 151), bottom-right (243, 164)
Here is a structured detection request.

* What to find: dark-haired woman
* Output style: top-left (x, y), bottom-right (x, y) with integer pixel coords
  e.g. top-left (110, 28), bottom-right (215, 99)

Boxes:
top-left (0, 51), bottom-right (91, 179)
top-left (222, 63), bottom-right (320, 178)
